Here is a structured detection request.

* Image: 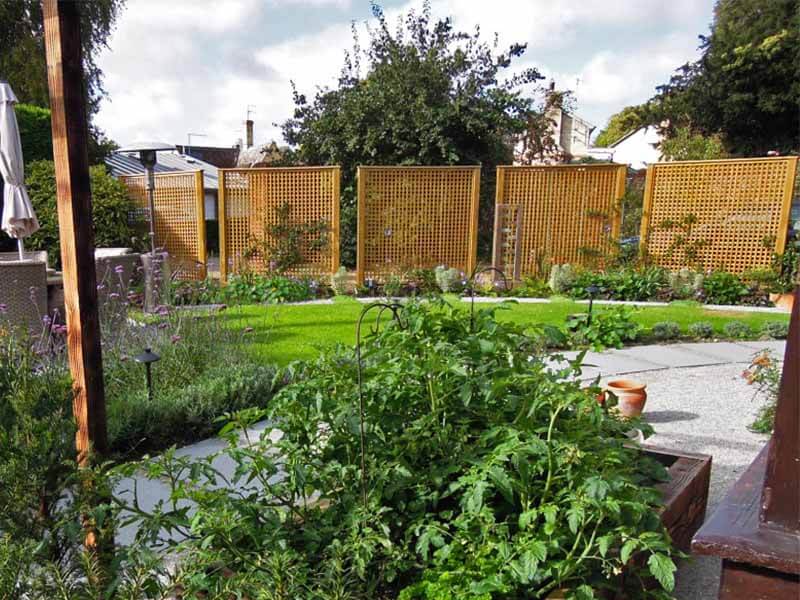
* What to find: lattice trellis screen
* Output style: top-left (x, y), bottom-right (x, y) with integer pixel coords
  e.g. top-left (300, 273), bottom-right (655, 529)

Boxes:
top-left (356, 166), bottom-right (480, 283)
top-left (640, 157), bottom-right (798, 273)
top-left (120, 170), bottom-right (206, 280)
top-left (494, 164), bottom-right (626, 278)
top-left (218, 167), bottom-right (340, 281)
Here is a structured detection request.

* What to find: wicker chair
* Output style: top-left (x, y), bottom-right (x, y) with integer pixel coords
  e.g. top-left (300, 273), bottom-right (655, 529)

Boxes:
top-left (0, 259), bottom-right (48, 335)
top-left (0, 250), bottom-right (48, 267)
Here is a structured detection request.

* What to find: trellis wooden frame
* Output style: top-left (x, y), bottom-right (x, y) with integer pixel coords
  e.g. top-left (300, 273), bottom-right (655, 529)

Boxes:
top-left (218, 167), bottom-right (340, 281)
top-left (356, 166), bottom-right (480, 284)
top-left (639, 157), bottom-right (799, 274)
top-left (120, 170), bottom-right (207, 280)
top-left (494, 164), bottom-right (626, 278)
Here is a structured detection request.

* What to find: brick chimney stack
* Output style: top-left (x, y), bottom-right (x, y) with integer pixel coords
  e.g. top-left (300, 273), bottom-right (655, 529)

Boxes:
top-left (246, 120), bottom-right (254, 148)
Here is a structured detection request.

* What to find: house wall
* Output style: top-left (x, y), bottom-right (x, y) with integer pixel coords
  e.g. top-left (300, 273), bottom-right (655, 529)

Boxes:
top-left (610, 126), bottom-right (662, 169)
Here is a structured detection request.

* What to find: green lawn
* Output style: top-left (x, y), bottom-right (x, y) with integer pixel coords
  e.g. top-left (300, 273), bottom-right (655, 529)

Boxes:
top-left (217, 297), bottom-right (789, 366)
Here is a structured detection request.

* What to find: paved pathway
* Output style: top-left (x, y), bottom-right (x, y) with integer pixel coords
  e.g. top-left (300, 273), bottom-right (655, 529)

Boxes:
top-left (119, 340), bottom-right (786, 596)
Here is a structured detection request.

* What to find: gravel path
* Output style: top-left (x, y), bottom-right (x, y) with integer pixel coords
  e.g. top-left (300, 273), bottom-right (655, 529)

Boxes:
top-left (608, 363), bottom-right (773, 599)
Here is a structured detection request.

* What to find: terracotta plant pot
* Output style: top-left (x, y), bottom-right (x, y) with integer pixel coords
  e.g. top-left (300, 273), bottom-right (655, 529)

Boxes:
top-left (769, 292), bottom-right (794, 312)
top-left (606, 379), bottom-right (647, 418)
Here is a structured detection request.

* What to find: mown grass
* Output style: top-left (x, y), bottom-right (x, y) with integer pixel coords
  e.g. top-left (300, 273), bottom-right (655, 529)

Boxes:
top-left (216, 296), bottom-right (789, 366)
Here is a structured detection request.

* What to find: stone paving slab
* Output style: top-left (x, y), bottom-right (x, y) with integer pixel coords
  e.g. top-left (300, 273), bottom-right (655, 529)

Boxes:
top-left (673, 342), bottom-right (763, 364)
top-left (578, 349), bottom-right (664, 375)
top-left (614, 345), bottom-right (727, 369)
top-left (733, 340), bottom-right (786, 355)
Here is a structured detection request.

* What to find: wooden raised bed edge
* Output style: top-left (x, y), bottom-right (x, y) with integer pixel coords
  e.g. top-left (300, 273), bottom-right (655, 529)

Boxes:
top-left (642, 444), bottom-right (712, 552)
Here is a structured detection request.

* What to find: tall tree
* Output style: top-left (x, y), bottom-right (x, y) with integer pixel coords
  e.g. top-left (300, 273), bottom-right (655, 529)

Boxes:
top-left (0, 0), bottom-right (124, 116)
top-left (653, 0), bottom-right (798, 155)
top-left (282, 1), bottom-right (543, 264)
top-left (594, 104), bottom-right (651, 147)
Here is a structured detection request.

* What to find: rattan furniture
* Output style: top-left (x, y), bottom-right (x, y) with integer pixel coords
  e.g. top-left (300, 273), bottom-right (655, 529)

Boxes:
top-left (0, 258), bottom-right (48, 334)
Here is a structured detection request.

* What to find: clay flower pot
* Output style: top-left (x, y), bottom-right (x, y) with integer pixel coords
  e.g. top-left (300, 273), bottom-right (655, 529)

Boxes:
top-left (606, 379), bottom-right (647, 418)
top-left (769, 292), bottom-right (794, 312)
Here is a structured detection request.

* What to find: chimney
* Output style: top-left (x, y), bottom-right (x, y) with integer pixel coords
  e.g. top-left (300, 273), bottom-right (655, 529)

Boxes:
top-left (246, 120), bottom-right (254, 148)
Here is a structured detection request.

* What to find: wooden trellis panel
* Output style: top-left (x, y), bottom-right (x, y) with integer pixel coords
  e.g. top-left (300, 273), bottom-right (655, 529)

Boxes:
top-left (120, 170), bottom-right (206, 280)
top-left (494, 164), bottom-right (626, 278)
top-left (218, 167), bottom-right (340, 281)
top-left (640, 157), bottom-right (799, 273)
top-left (356, 166), bottom-right (480, 283)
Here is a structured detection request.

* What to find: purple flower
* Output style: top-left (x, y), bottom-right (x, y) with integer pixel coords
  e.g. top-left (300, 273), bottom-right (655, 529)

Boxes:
top-left (109, 292), bottom-right (120, 300)
top-left (114, 265), bottom-right (125, 274)
top-left (54, 324), bottom-right (68, 335)
top-left (157, 322), bottom-right (169, 329)
top-left (96, 284), bottom-right (106, 291)
top-left (170, 334), bottom-right (182, 344)
top-left (156, 305), bottom-right (170, 316)
top-left (42, 315), bottom-right (52, 326)
top-left (0, 303), bottom-right (7, 313)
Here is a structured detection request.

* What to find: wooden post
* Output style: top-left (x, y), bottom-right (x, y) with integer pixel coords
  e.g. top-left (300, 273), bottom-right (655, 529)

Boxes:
top-left (218, 169), bottom-right (228, 282)
top-left (356, 166), bottom-right (366, 285)
top-left (43, 0), bottom-right (108, 463)
top-left (195, 170), bottom-right (207, 279)
top-left (467, 167), bottom-right (480, 276)
top-left (692, 287), bottom-right (800, 598)
top-left (331, 167), bottom-right (341, 274)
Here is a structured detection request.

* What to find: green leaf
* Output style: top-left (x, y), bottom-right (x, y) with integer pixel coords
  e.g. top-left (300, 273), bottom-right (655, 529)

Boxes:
top-left (620, 539), bottom-right (639, 564)
top-left (567, 504), bottom-right (584, 535)
top-left (584, 476), bottom-right (610, 501)
top-left (488, 466), bottom-right (514, 504)
top-left (647, 552), bottom-right (676, 592)
top-left (597, 534), bottom-right (613, 558)
top-left (470, 575), bottom-right (506, 594)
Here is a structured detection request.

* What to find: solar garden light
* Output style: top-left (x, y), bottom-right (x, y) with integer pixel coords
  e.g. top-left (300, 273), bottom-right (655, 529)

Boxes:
top-left (134, 348), bottom-right (161, 403)
top-left (586, 284), bottom-right (600, 325)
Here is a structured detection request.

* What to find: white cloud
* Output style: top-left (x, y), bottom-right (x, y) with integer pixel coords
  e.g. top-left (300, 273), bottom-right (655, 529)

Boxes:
top-left (95, 0), bottom-right (713, 148)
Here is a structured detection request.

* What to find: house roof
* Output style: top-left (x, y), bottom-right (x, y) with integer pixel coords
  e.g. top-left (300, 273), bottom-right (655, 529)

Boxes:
top-left (105, 152), bottom-right (219, 190)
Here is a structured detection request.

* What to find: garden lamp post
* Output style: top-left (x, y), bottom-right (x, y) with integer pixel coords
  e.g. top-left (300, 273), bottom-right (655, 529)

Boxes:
top-left (586, 284), bottom-right (600, 325)
top-left (115, 141), bottom-right (174, 255)
top-left (115, 142), bottom-right (174, 312)
top-left (134, 347), bottom-right (160, 402)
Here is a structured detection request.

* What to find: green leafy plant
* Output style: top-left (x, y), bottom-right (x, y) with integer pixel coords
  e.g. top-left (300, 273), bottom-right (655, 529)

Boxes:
top-left (434, 265), bottom-right (464, 293)
top-left (23, 160), bottom-right (139, 267)
top-left (246, 201), bottom-right (331, 274)
top-left (688, 321), bottom-right (714, 339)
top-left (666, 268), bottom-right (703, 300)
top-left (760, 321), bottom-right (789, 340)
top-left (405, 268), bottom-right (439, 295)
top-left (651, 321), bottom-right (681, 341)
top-left (742, 350), bottom-right (781, 433)
top-left (723, 320), bottom-right (752, 339)
top-left (769, 241), bottom-right (800, 293)
top-left (383, 274), bottom-right (403, 297)
top-left (117, 300), bottom-right (677, 598)
top-left (221, 273), bottom-right (321, 304)
top-left (569, 267), bottom-right (665, 302)
top-left (548, 263), bottom-right (576, 294)
top-left (331, 266), bottom-right (351, 295)
top-left (509, 276), bottom-right (551, 298)
top-left (702, 271), bottom-right (749, 305)
top-left (656, 213), bottom-right (708, 270)
top-left (566, 306), bottom-right (642, 351)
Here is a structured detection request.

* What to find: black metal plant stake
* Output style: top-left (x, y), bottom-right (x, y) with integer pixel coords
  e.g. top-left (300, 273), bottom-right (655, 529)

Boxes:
top-left (354, 301), bottom-right (406, 508)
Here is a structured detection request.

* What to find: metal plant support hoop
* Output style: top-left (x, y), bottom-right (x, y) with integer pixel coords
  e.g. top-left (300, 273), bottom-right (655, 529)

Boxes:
top-left (353, 267), bottom-right (509, 509)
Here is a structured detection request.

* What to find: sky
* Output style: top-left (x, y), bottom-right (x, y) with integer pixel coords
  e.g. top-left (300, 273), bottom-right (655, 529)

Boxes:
top-left (94, 0), bottom-right (716, 149)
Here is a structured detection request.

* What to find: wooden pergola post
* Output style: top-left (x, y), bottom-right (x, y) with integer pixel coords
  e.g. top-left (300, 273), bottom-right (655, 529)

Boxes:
top-left (692, 287), bottom-right (800, 597)
top-left (42, 0), bottom-right (108, 464)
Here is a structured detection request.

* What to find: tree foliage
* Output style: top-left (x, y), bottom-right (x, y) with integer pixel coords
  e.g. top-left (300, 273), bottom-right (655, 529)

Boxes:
top-left (593, 104), bottom-right (651, 148)
top-left (652, 0), bottom-right (798, 155)
top-left (0, 0), bottom-right (125, 115)
top-left (660, 126), bottom-right (726, 161)
top-left (282, 1), bottom-right (544, 264)
top-left (16, 103), bottom-right (53, 163)
top-left (23, 160), bottom-right (137, 267)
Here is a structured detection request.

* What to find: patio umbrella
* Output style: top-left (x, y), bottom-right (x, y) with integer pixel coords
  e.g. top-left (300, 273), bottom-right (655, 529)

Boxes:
top-left (0, 80), bottom-right (39, 260)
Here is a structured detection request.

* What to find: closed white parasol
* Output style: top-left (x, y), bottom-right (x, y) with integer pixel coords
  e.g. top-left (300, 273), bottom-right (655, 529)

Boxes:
top-left (0, 80), bottom-right (39, 260)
